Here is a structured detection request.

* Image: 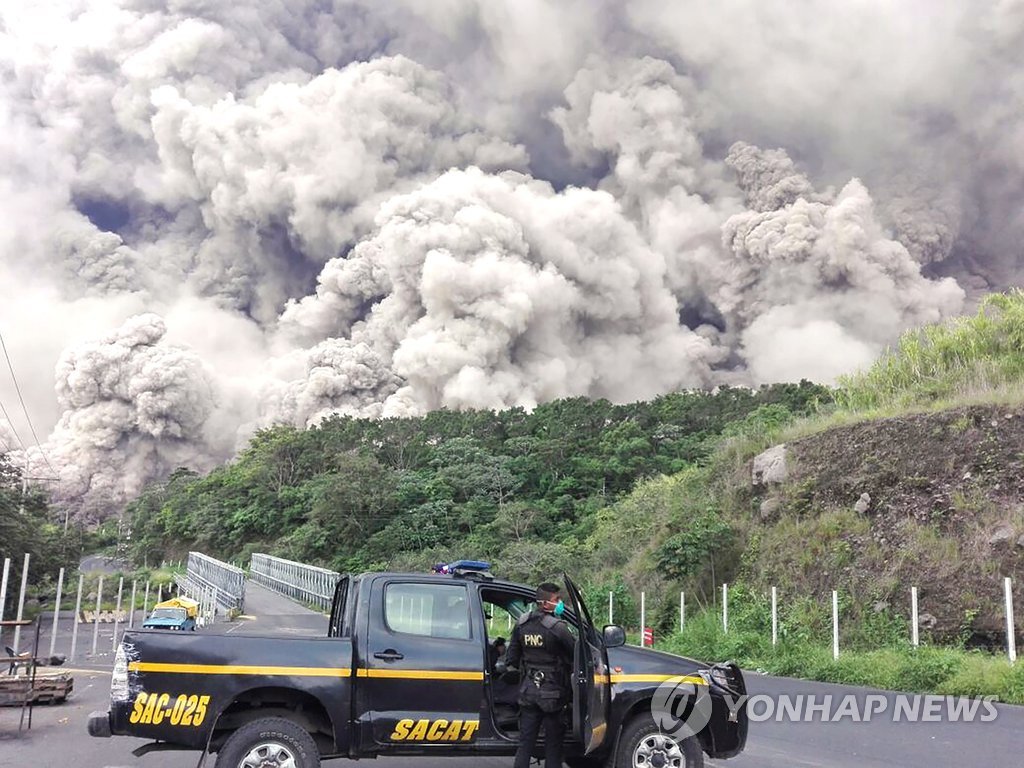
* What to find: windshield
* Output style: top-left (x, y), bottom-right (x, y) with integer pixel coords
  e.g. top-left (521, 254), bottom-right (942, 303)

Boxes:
top-left (150, 608), bottom-right (187, 620)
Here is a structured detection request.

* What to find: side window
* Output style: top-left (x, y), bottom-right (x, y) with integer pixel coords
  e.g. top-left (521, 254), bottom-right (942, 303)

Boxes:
top-left (328, 576), bottom-right (350, 637)
top-left (385, 583), bottom-right (471, 640)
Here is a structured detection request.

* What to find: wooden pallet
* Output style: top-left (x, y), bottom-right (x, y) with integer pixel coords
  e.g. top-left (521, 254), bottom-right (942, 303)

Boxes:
top-left (0, 673), bottom-right (73, 706)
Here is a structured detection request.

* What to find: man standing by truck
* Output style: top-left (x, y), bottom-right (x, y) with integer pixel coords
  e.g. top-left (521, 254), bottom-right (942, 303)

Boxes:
top-left (506, 581), bottom-right (576, 768)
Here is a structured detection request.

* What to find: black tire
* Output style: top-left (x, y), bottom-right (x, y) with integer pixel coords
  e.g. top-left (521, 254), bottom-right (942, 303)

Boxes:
top-left (215, 717), bottom-right (320, 768)
top-left (613, 714), bottom-right (703, 768)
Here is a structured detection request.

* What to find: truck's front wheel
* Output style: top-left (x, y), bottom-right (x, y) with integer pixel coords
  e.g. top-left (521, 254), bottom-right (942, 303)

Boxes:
top-left (615, 714), bottom-right (703, 768)
top-left (215, 717), bottom-right (320, 768)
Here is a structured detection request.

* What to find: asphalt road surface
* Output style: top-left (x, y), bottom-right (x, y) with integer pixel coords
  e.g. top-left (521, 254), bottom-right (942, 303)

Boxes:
top-left (2, 580), bottom-right (1021, 767)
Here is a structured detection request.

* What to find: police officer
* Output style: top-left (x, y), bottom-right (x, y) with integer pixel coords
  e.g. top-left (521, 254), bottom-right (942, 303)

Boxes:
top-left (506, 582), bottom-right (575, 768)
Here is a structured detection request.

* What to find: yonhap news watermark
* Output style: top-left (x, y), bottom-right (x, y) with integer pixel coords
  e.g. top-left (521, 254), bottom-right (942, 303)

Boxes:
top-left (651, 676), bottom-right (999, 735)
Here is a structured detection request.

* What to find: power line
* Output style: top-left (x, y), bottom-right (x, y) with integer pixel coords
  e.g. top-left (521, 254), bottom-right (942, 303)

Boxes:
top-left (0, 398), bottom-right (26, 453)
top-left (0, 328), bottom-right (57, 476)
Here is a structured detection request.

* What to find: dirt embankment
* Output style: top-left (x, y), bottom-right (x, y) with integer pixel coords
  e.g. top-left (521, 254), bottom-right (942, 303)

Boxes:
top-left (747, 405), bottom-right (1024, 643)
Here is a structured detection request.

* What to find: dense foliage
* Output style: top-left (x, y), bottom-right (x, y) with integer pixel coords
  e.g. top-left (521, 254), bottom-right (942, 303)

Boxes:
top-left (126, 383), bottom-right (829, 578)
top-left (0, 455), bottom-right (84, 617)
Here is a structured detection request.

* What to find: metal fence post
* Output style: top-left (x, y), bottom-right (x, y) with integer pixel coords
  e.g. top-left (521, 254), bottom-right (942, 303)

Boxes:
top-left (771, 586), bottom-right (778, 647)
top-left (680, 591), bottom-right (685, 633)
top-left (0, 557), bottom-right (10, 624)
top-left (129, 580), bottom-right (137, 629)
top-left (832, 590), bottom-right (840, 660)
top-left (722, 583), bottom-right (728, 634)
top-left (911, 587), bottom-right (919, 647)
top-left (112, 577), bottom-right (124, 650)
top-left (70, 574), bottom-right (83, 662)
top-left (49, 567), bottom-right (65, 657)
top-left (13, 553), bottom-right (30, 653)
top-left (1006, 577), bottom-right (1016, 665)
top-left (92, 574), bottom-right (103, 656)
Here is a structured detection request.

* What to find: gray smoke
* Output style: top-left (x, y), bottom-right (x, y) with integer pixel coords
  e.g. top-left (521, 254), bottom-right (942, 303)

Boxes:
top-left (20, 314), bottom-right (219, 520)
top-left (274, 166), bottom-right (718, 423)
top-left (1, 0), bottom-right (1020, 518)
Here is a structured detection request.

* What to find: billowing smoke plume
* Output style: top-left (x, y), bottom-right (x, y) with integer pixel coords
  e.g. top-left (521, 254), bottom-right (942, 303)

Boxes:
top-left (18, 315), bottom-right (218, 519)
top-left (274, 166), bottom-right (718, 423)
top-left (1, 1), bottom-right (1020, 518)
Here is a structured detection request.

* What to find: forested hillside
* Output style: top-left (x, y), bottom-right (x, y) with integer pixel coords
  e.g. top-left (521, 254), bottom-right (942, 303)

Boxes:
top-left (125, 383), bottom-right (828, 584)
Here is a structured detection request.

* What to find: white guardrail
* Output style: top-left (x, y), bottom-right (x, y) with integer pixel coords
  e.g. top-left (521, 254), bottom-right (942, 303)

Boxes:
top-left (249, 553), bottom-right (341, 613)
top-left (178, 551), bottom-right (246, 614)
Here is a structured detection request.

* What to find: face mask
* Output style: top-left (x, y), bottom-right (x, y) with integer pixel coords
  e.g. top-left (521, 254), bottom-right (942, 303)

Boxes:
top-left (553, 599), bottom-right (565, 617)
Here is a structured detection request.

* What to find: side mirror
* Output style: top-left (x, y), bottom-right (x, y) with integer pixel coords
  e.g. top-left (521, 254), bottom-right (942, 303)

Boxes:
top-left (602, 624), bottom-right (626, 648)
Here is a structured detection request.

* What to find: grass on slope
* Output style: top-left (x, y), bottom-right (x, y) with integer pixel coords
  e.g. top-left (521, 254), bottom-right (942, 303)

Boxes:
top-left (660, 610), bottom-right (1024, 704)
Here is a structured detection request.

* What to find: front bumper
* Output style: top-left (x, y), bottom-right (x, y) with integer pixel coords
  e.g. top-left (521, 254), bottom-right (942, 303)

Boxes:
top-left (88, 710), bottom-right (112, 738)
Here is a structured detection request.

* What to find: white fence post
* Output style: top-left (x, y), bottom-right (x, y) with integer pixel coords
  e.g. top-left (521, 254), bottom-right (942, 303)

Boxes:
top-left (70, 574), bottom-right (83, 662)
top-left (143, 580), bottom-right (151, 616)
top-left (911, 587), bottom-right (919, 647)
top-left (13, 553), bottom-right (30, 653)
top-left (92, 574), bottom-right (103, 656)
top-left (640, 591), bottom-right (646, 640)
top-left (0, 557), bottom-right (10, 624)
top-left (49, 567), bottom-right (65, 657)
top-left (722, 583), bottom-right (728, 634)
top-left (608, 591), bottom-right (613, 625)
top-left (129, 580), bottom-right (137, 629)
top-left (1005, 577), bottom-right (1016, 665)
top-left (112, 576), bottom-right (124, 650)
top-left (680, 591), bottom-right (685, 632)
top-left (771, 586), bottom-right (778, 647)
top-left (832, 590), bottom-right (840, 660)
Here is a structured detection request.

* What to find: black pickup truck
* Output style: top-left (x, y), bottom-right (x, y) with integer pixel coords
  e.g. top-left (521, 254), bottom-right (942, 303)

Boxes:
top-left (89, 566), bottom-right (747, 768)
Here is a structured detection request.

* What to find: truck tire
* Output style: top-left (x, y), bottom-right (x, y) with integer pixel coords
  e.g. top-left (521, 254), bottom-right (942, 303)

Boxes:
top-left (614, 714), bottom-right (703, 768)
top-left (215, 717), bottom-right (320, 768)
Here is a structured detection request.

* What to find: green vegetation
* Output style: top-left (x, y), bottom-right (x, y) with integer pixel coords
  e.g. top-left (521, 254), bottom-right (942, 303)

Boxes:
top-left (0, 454), bottom-right (90, 619)
top-left (837, 289), bottom-right (1024, 412)
top-left (660, 606), bottom-right (1024, 704)
top-left (124, 383), bottom-right (829, 579)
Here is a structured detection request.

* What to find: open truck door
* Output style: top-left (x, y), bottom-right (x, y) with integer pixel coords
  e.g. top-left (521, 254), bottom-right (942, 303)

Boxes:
top-left (563, 574), bottom-right (610, 754)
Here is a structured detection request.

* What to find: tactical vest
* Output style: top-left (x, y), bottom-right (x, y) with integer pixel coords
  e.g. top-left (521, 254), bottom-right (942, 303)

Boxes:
top-left (515, 610), bottom-right (570, 712)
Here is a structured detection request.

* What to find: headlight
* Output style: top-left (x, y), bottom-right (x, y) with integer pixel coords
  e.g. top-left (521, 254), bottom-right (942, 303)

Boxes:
top-left (111, 644), bottom-right (129, 702)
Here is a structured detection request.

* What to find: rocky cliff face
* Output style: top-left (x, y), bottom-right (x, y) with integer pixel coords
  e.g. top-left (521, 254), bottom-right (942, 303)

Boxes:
top-left (746, 405), bottom-right (1024, 643)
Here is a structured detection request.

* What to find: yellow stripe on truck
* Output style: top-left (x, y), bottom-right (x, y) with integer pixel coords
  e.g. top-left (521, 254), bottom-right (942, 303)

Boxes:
top-left (128, 662), bottom-right (484, 681)
top-left (608, 674), bottom-right (707, 685)
top-left (128, 662), bottom-right (352, 677)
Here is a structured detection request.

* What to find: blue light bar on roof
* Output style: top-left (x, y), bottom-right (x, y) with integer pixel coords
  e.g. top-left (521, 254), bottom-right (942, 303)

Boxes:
top-left (451, 560), bottom-right (490, 572)
top-left (431, 560), bottom-right (491, 574)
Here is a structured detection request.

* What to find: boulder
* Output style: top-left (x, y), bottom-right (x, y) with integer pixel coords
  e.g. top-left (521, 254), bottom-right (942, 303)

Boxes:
top-left (752, 445), bottom-right (788, 486)
top-left (854, 492), bottom-right (871, 514)
top-left (919, 612), bottom-right (938, 630)
top-left (988, 525), bottom-right (1014, 546)
top-left (759, 498), bottom-right (781, 520)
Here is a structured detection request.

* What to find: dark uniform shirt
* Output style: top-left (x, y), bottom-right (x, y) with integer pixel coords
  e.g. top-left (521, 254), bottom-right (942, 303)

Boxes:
top-left (507, 608), bottom-right (575, 707)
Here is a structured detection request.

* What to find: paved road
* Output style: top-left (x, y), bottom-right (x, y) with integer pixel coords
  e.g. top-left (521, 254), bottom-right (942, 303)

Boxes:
top-left (2, 580), bottom-right (1021, 767)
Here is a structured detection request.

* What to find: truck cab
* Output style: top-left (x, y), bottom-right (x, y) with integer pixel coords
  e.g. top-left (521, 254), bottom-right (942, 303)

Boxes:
top-left (90, 566), bottom-right (747, 768)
